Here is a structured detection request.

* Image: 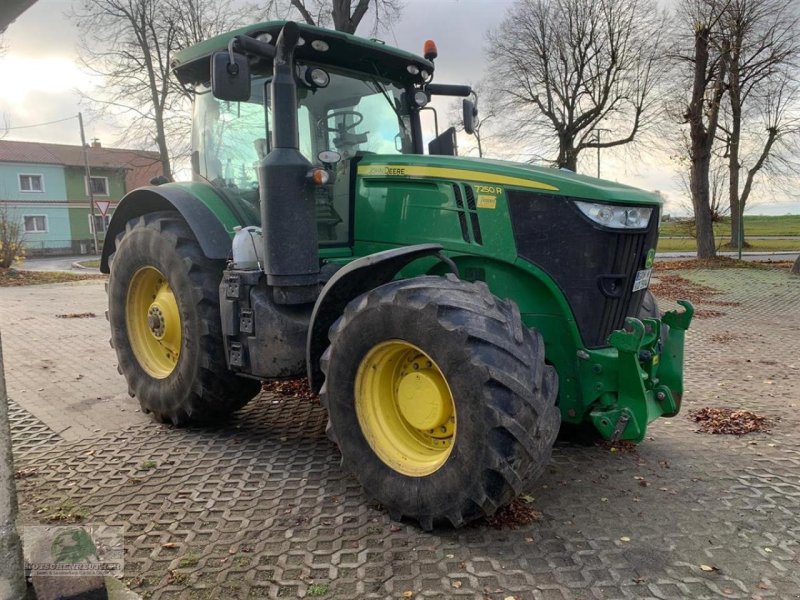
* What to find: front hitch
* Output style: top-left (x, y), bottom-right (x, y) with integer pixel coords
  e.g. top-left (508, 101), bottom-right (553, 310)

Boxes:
top-left (589, 300), bottom-right (694, 442)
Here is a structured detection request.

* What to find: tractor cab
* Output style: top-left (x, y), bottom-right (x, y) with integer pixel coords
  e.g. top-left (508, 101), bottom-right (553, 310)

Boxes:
top-left (179, 21), bottom-right (472, 248)
top-left (191, 62), bottom-right (414, 244)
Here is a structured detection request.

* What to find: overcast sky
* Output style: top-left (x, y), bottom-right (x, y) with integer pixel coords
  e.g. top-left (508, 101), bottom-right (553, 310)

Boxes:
top-left (2, 0), bottom-right (799, 215)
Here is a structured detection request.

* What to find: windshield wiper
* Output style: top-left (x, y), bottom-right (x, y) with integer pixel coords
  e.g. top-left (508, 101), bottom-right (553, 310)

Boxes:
top-left (367, 68), bottom-right (403, 123)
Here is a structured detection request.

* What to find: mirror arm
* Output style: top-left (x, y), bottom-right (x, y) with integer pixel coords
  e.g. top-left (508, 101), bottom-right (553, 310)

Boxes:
top-left (232, 35), bottom-right (276, 60)
top-left (425, 83), bottom-right (473, 97)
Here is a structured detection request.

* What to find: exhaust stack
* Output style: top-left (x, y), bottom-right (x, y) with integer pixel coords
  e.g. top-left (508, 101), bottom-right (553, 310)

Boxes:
top-left (258, 22), bottom-right (319, 305)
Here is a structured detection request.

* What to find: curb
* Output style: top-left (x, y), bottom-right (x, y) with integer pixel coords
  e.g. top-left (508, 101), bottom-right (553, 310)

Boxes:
top-left (71, 261), bottom-right (101, 272)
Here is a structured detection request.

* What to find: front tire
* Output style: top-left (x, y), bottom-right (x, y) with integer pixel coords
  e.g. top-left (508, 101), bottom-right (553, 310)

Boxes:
top-left (107, 211), bottom-right (260, 425)
top-left (320, 275), bottom-right (559, 529)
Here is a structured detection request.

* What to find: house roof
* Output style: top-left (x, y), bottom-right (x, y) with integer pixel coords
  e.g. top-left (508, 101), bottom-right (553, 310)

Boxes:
top-left (0, 139), bottom-right (163, 192)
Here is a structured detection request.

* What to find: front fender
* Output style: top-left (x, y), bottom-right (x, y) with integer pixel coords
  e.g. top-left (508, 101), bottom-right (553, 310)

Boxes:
top-left (100, 183), bottom-right (246, 272)
top-left (306, 244), bottom-right (448, 392)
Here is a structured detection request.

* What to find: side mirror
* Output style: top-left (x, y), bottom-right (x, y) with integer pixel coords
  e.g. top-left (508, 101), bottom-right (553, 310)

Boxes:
top-left (462, 99), bottom-right (478, 135)
top-left (211, 51), bottom-right (251, 102)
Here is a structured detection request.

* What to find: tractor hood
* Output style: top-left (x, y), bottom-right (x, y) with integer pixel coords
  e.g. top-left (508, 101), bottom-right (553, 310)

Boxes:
top-left (356, 155), bottom-right (663, 206)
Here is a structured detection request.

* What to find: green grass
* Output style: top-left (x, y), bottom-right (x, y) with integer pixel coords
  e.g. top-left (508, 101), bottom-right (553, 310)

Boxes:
top-left (660, 215), bottom-right (800, 238)
top-left (308, 584), bottom-right (330, 597)
top-left (657, 238), bottom-right (800, 252)
top-left (77, 259), bottom-right (101, 268)
top-left (41, 498), bottom-right (90, 523)
top-left (0, 269), bottom-right (105, 287)
top-left (178, 552), bottom-right (199, 568)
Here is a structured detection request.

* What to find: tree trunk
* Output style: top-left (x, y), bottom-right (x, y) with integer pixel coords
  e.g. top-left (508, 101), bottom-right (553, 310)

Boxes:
top-left (686, 25), bottom-right (726, 260)
top-left (154, 124), bottom-right (172, 181)
top-left (728, 48), bottom-right (743, 249)
top-left (557, 136), bottom-right (578, 171)
top-left (690, 154), bottom-right (717, 259)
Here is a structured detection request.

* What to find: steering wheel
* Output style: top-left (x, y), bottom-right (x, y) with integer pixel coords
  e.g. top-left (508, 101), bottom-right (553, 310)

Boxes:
top-left (322, 110), bottom-right (364, 133)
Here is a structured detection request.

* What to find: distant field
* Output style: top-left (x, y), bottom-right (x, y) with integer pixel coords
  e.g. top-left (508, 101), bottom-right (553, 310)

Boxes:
top-left (657, 237), bottom-right (800, 252)
top-left (660, 215), bottom-right (800, 237)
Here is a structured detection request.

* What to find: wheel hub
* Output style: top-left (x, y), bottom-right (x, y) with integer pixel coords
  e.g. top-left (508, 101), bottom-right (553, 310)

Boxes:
top-left (147, 307), bottom-right (165, 338)
top-left (126, 267), bottom-right (182, 379)
top-left (355, 340), bottom-right (456, 477)
top-left (396, 370), bottom-right (450, 431)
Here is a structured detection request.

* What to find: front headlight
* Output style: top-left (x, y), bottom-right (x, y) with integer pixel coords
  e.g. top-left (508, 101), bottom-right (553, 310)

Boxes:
top-left (574, 201), bottom-right (652, 229)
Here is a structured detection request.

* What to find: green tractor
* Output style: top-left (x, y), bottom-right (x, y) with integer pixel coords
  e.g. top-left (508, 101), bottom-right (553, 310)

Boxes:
top-left (102, 21), bottom-right (693, 529)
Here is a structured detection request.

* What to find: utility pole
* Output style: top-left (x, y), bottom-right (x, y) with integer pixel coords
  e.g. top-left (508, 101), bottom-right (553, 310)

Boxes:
top-left (78, 113), bottom-right (99, 255)
top-left (594, 128), bottom-right (611, 178)
top-left (0, 331), bottom-right (26, 600)
top-left (596, 131), bottom-right (601, 178)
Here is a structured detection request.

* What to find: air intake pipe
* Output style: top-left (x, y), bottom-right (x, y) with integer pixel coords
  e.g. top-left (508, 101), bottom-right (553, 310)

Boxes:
top-left (258, 22), bottom-right (319, 305)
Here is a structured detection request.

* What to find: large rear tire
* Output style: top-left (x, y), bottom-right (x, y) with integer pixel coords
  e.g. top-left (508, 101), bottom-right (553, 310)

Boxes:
top-left (107, 211), bottom-right (260, 425)
top-left (639, 289), bottom-right (661, 320)
top-left (320, 275), bottom-right (559, 530)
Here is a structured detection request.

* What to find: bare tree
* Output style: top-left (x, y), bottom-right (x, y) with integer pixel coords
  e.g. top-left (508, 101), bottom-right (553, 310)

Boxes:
top-left (266, 0), bottom-right (403, 34)
top-left (0, 205), bottom-right (24, 269)
top-left (73, 0), bottom-right (177, 179)
top-left (485, 0), bottom-right (666, 172)
top-left (447, 86), bottom-right (496, 158)
top-left (72, 0), bottom-right (250, 180)
top-left (670, 0), bottom-right (731, 258)
top-left (718, 0), bottom-right (800, 248)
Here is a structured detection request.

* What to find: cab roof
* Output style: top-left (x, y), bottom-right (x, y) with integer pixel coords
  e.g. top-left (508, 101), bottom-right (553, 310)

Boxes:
top-left (171, 20), bottom-right (434, 87)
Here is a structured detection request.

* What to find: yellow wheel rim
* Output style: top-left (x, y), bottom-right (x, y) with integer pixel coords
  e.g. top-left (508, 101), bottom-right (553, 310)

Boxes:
top-left (126, 266), bottom-right (182, 379)
top-left (355, 340), bottom-right (456, 477)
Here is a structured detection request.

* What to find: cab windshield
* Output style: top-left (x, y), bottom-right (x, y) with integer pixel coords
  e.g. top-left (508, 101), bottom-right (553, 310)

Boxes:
top-left (192, 65), bottom-right (412, 188)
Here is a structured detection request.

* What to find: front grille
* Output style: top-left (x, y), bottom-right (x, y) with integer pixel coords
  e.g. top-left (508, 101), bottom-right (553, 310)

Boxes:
top-left (507, 191), bottom-right (659, 348)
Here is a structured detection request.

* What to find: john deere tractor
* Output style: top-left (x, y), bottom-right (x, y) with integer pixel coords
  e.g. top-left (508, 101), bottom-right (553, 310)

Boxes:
top-left (102, 21), bottom-right (693, 529)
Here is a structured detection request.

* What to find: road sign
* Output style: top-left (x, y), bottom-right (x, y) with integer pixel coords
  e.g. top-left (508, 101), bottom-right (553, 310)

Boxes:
top-left (94, 200), bottom-right (111, 217)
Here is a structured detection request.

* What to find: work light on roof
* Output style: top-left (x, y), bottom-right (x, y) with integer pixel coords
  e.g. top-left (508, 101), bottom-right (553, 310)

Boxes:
top-left (311, 40), bottom-right (329, 52)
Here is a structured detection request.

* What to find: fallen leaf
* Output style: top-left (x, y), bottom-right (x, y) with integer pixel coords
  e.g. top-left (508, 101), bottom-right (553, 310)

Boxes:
top-left (757, 581), bottom-right (770, 590)
top-left (452, 581), bottom-right (462, 589)
top-left (620, 536), bottom-right (631, 542)
top-left (402, 592), bottom-right (413, 598)
top-left (161, 542), bottom-right (178, 549)
top-left (699, 564), bottom-right (718, 572)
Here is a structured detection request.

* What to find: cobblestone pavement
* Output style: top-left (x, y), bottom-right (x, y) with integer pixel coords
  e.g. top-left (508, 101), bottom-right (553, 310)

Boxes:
top-left (0, 280), bottom-right (149, 442)
top-left (2, 268), bottom-right (799, 600)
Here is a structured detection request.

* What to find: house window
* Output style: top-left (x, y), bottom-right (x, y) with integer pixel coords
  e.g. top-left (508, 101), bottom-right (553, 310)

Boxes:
top-left (19, 174), bottom-right (44, 192)
top-left (87, 176), bottom-right (109, 196)
top-left (23, 215), bottom-right (48, 233)
top-left (89, 214), bottom-right (111, 234)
